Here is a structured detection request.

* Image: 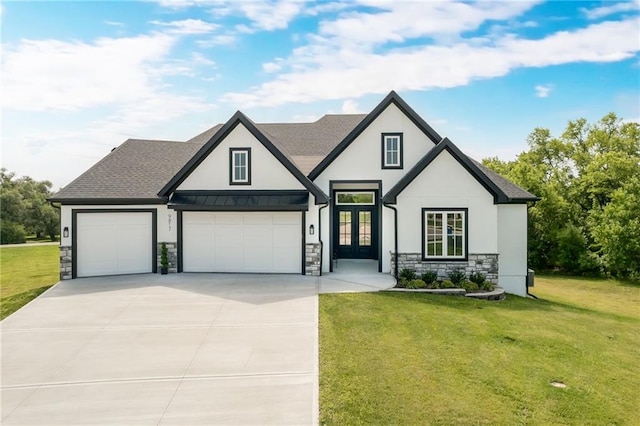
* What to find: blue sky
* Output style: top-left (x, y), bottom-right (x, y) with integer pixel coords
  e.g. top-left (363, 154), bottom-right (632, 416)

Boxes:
top-left (2, 0), bottom-right (639, 189)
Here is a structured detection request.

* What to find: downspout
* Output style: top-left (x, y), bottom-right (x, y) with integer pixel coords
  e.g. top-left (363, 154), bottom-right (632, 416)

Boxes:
top-left (318, 203), bottom-right (329, 276)
top-left (382, 202), bottom-right (398, 282)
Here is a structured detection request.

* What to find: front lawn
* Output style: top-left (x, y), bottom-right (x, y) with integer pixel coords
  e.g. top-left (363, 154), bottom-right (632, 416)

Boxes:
top-left (320, 277), bottom-right (640, 425)
top-left (0, 245), bottom-right (59, 319)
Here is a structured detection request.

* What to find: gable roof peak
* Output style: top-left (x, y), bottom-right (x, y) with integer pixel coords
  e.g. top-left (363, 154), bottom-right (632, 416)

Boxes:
top-left (308, 89), bottom-right (443, 179)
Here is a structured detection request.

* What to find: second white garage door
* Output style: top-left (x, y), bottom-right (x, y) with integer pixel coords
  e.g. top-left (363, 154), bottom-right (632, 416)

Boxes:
top-left (182, 212), bottom-right (302, 273)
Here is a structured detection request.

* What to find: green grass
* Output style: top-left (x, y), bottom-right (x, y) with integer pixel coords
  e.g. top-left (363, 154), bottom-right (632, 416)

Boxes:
top-left (1, 245), bottom-right (59, 319)
top-left (320, 277), bottom-right (640, 425)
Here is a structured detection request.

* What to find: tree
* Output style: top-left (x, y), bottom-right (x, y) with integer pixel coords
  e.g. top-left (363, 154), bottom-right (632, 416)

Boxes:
top-left (483, 113), bottom-right (639, 278)
top-left (0, 168), bottom-right (60, 244)
top-left (590, 176), bottom-right (640, 278)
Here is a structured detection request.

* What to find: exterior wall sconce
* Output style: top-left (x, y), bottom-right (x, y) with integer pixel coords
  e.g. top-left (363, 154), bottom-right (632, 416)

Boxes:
top-left (63, 227), bottom-right (69, 238)
top-left (309, 224), bottom-right (315, 235)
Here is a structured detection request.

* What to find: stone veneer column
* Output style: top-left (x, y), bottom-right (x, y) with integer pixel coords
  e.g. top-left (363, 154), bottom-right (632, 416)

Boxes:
top-left (305, 243), bottom-right (321, 276)
top-left (157, 242), bottom-right (178, 273)
top-left (59, 246), bottom-right (72, 280)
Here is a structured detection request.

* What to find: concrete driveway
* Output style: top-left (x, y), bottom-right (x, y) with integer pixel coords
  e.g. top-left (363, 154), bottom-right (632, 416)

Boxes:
top-left (1, 274), bottom-right (319, 425)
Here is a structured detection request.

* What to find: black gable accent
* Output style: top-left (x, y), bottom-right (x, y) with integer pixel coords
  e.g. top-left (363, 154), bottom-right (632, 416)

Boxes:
top-left (383, 138), bottom-right (515, 204)
top-left (158, 111), bottom-right (329, 204)
top-left (169, 190), bottom-right (309, 211)
top-left (308, 91), bottom-right (442, 180)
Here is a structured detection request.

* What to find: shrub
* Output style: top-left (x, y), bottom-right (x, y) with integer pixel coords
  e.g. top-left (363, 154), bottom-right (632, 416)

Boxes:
top-left (396, 278), bottom-right (408, 288)
top-left (482, 281), bottom-right (495, 292)
top-left (447, 269), bottom-right (466, 286)
top-left (1, 221), bottom-right (26, 244)
top-left (462, 280), bottom-right (480, 292)
top-left (160, 242), bottom-right (169, 268)
top-left (440, 280), bottom-right (455, 289)
top-left (420, 270), bottom-right (438, 285)
top-left (399, 268), bottom-right (417, 281)
top-left (425, 280), bottom-right (439, 289)
top-left (406, 279), bottom-right (426, 289)
top-left (468, 271), bottom-right (486, 285)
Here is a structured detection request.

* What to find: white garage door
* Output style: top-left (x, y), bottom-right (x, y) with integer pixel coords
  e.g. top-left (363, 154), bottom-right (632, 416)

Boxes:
top-left (183, 212), bottom-right (301, 273)
top-left (76, 212), bottom-right (153, 277)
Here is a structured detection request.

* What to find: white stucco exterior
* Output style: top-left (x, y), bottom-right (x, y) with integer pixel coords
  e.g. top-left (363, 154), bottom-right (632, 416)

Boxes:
top-left (314, 103), bottom-right (436, 194)
top-left (395, 150), bottom-right (498, 254)
top-left (497, 204), bottom-right (529, 297)
top-left (178, 123), bottom-right (305, 191)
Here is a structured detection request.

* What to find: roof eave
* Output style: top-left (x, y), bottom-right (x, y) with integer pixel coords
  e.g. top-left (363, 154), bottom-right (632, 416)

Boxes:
top-left (46, 197), bottom-right (168, 205)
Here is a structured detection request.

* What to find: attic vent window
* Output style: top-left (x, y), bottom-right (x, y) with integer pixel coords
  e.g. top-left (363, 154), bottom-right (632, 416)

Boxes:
top-left (230, 148), bottom-right (251, 185)
top-left (382, 133), bottom-right (403, 169)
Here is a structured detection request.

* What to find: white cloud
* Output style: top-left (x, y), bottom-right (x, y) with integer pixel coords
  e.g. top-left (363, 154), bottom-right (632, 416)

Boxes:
top-left (222, 16), bottom-right (640, 107)
top-left (196, 34), bottom-right (237, 47)
top-left (317, 1), bottom-right (540, 47)
top-left (1, 30), bottom-right (215, 187)
top-left (150, 18), bottom-right (219, 34)
top-left (535, 84), bottom-right (552, 98)
top-left (341, 99), bottom-right (361, 113)
top-left (263, 58), bottom-right (284, 73)
top-left (2, 34), bottom-right (176, 111)
top-left (208, 1), bottom-right (304, 32)
top-left (581, 2), bottom-right (640, 20)
top-left (104, 20), bottom-right (124, 27)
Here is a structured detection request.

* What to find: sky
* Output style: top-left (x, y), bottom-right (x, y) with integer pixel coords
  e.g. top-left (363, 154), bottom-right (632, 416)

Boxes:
top-left (1, 0), bottom-right (639, 190)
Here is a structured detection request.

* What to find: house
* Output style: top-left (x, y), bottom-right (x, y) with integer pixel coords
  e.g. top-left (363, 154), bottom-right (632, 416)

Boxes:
top-left (50, 91), bottom-right (538, 296)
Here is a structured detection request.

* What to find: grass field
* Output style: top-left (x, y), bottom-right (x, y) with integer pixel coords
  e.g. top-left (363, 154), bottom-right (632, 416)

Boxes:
top-left (320, 275), bottom-right (640, 425)
top-left (0, 245), bottom-right (59, 320)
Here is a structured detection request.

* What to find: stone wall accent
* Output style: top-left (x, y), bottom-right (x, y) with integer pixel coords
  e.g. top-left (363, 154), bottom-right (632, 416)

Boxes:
top-left (157, 242), bottom-right (178, 273)
top-left (391, 252), bottom-right (499, 284)
top-left (60, 246), bottom-right (72, 280)
top-left (305, 243), bottom-right (321, 276)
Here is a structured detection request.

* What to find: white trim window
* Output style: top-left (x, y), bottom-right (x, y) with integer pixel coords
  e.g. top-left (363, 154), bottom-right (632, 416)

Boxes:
top-left (335, 192), bottom-right (375, 205)
top-left (230, 148), bottom-right (251, 185)
top-left (423, 209), bottom-right (467, 259)
top-left (382, 133), bottom-right (403, 169)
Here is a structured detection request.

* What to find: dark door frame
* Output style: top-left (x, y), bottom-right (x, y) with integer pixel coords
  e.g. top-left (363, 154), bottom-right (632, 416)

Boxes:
top-left (329, 180), bottom-right (382, 272)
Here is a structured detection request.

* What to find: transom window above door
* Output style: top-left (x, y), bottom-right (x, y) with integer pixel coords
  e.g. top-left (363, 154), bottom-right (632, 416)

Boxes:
top-left (382, 133), bottom-right (403, 169)
top-left (335, 192), bottom-right (375, 205)
top-left (230, 148), bottom-right (251, 185)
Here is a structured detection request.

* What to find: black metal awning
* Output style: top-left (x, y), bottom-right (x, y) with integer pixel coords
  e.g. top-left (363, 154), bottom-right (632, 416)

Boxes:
top-left (168, 190), bottom-right (309, 211)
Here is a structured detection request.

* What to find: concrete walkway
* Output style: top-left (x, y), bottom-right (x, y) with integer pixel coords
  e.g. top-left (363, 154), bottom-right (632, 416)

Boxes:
top-left (1, 274), bottom-right (320, 425)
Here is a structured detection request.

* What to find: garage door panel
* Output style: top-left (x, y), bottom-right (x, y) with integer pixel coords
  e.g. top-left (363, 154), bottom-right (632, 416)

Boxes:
top-left (243, 225), bottom-right (272, 248)
top-left (214, 246), bottom-right (243, 271)
top-left (214, 225), bottom-right (243, 245)
top-left (272, 214), bottom-right (299, 225)
top-left (183, 222), bottom-right (214, 272)
top-left (273, 225), bottom-right (299, 248)
top-left (183, 212), bottom-right (301, 273)
top-left (76, 212), bottom-right (153, 278)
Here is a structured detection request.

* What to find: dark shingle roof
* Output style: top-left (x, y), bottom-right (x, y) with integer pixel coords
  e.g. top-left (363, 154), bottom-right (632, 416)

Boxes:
top-left (51, 112), bottom-right (536, 203)
top-left (50, 139), bottom-right (202, 202)
top-left (472, 160), bottom-right (538, 201)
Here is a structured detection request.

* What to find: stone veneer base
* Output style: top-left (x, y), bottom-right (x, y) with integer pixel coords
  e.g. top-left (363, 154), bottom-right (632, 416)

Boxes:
top-left (60, 246), bottom-right (72, 280)
top-left (157, 242), bottom-right (178, 273)
top-left (390, 253), bottom-right (499, 284)
top-left (305, 243), bottom-right (321, 276)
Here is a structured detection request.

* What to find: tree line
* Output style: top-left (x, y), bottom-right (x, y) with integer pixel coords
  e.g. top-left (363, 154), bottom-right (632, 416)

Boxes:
top-left (1, 168), bottom-right (60, 244)
top-left (483, 113), bottom-right (639, 280)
